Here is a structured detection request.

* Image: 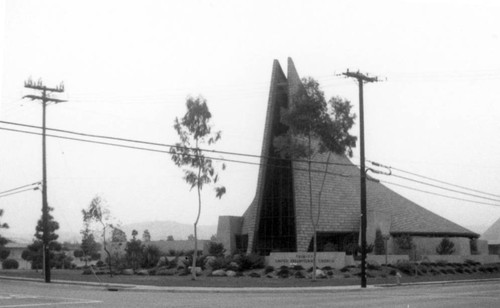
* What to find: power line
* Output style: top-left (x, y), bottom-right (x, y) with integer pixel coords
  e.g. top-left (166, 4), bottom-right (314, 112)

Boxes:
top-left (0, 120), bottom-right (357, 168)
top-left (0, 125), bottom-right (356, 179)
top-left (380, 180), bottom-right (500, 207)
top-left (389, 174), bottom-right (500, 203)
top-left (0, 182), bottom-right (41, 195)
top-left (369, 160), bottom-right (500, 199)
top-left (0, 186), bottom-right (40, 198)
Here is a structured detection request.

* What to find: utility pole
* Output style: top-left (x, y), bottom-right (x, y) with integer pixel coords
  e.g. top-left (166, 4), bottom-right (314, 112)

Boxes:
top-left (23, 78), bottom-right (66, 283)
top-left (342, 70), bottom-right (379, 288)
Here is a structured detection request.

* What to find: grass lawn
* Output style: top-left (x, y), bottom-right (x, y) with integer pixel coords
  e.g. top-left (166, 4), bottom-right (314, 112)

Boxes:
top-left (1, 268), bottom-right (500, 288)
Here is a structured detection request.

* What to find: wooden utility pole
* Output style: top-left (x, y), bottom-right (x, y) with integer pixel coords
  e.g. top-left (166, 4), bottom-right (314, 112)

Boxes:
top-left (342, 70), bottom-right (379, 288)
top-left (23, 78), bottom-right (66, 283)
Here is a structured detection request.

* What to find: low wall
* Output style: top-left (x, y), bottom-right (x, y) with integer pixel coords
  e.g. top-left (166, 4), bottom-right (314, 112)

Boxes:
top-left (266, 252), bottom-right (346, 269)
top-left (367, 254), bottom-right (410, 265)
top-left (422, 254), bottom-right (500, 264)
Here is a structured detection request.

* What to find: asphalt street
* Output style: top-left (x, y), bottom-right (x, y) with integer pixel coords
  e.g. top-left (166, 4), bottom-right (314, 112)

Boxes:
top-left (0, 279), bottom-right (499, 307)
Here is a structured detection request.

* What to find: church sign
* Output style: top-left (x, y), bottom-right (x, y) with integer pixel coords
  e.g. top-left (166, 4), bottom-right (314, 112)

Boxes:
top-left (266, 252), bottom-right (346, 269)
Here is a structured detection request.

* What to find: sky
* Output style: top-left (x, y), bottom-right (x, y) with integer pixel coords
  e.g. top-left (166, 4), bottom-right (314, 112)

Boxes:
top-left (1, 0), bottom-right (500, 242)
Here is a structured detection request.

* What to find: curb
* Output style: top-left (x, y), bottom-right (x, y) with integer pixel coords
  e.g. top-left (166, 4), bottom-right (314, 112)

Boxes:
top-left (2, 275), bottom-right (499, 293)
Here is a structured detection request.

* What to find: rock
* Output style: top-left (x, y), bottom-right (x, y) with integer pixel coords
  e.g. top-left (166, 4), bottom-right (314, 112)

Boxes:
top-left (315, 269), bottom-right (327, 279)
top-left (136, 269), bottom-right (149, 276)
top-left (228, 262), bottom-right (240, 271)
top-left (122, 269), bottom-right (134, 275)
top-left (188, 266), bottom-right (203, 275)
top-left (204, 256), bottom-right (217, 270)
top-left (226, 270), bottom-right (237, 277)
top-left (211, 269), bottom-right (226, 277)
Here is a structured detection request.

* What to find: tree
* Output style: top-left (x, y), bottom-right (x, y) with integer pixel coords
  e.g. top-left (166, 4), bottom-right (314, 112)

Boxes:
top-left (0, 209), bottom-right (10, 260)
top-left (111, 228), bottom-right (127, 242)
top-left (22, 206), bottom-right (61, 271)
top-left (436, 237), bottom-right (455, 255)
top-left (374, 229), bottom-right (385, 255)
top-left (274, 77), bottom-right (356, 280)
top-left (167, 235), bottom-right (174, 241)
top-left (187, 234), bottom-right (194, 241)
top-left (82, 196), bottom-right (115, 276)
top-left (142, 244), bottom-right (161, 268)
top-left (125, 230), bottom-right (143, 270)
top-left (170, 96), bottom-right (227, 280)
top-left (80, 213), bottom-right (99, 266)
top-left (142, 229), bottom-right (151, 242)
top-left (0, 209), bottom-right (9, 247)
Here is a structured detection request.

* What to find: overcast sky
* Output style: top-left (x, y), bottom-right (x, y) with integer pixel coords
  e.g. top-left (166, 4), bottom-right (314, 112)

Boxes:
top-left (1, 0), bottom-right (499, 241)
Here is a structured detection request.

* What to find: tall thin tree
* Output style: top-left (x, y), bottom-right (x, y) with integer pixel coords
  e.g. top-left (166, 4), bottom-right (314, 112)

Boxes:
top-left (274, 77), bottom-right (356, 280)
top-left (170, 96), bottom-right (226, 280)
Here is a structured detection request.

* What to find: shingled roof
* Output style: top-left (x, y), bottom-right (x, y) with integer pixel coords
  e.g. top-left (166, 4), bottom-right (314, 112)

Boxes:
top-left (242, 58), bottom-right (477, 253)
top-left (481, 217), bottom-right (500, 245)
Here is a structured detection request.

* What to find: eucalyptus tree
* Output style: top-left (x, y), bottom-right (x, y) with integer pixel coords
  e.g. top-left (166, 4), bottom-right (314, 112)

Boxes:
top-left (274, 77), bottom-right (356, 280)
top-left (170, 96), bottom-right (226, 280)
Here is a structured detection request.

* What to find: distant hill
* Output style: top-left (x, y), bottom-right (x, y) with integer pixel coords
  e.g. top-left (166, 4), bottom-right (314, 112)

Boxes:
top-left (119, 220), bottom-right (217, 241)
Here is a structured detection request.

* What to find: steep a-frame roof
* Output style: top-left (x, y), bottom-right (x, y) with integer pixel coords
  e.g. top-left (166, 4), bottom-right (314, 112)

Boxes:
top-left (481, 217), bottom-right (500, 244)
top-left (243, 58), bottom-right (477, 253)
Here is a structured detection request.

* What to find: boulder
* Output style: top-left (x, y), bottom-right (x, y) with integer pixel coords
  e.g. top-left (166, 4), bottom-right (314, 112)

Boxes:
top-left (122, 269), bottom-right (134, 275)
top-left (228, 262), bottom-right (240, 271)
top-left (188, 266), bottom-right (203, 275)
top-left (211, 269), bottom-right (226, 277)
top-left (136, 269), bottom-right (149, 276)
top-left (226, 270), bottom-right (237, 277)
top-left (315, 269), bottom-right (327, 279)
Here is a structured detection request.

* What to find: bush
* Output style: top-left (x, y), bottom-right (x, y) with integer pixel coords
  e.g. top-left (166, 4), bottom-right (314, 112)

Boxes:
top-left (2, 259), bottom-right (19, 269)
top-left (237, 254), bottom-right (264, 271)
top-left (142, 245), bottom-right (161, 268)
top-left (295, 271), bottom-right (305, 278)
top-left (396, 261), bottom-right (415, 275)
top-left (207, 242), bottom-right (225, 256)
top-left (96, 260), bottom-right (104, 267)
top-left (374, 229), bottom-right (385, 255)
top-left (394, 234), bottom-right (413, 250)
top-left (276, 268), bottom-right (290, 278)
top-left (293, 265), bottom-right (304, 271)
top-left (436, 237), bottom-right (455, 255)
top-left (340, 266), bottom-right (350, 273)
top-left (264, 265), bottom-right (274, 274)
top-left (249, 272), bottom-right (261, 278)
top-left (73, 249), bottom-right (84, 258)
top-left (0, 249), bottom-right (11, 260)
top-left (210, 256), bottom-right (230, 271)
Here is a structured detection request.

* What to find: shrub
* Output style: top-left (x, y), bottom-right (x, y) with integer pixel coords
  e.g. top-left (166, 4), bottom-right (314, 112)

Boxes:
top-left (367, 262), bottom-right (381, 271)
top-left (294, 271), bottom-right (305, 278)
top-left (210, 256), bottom-right (230, 271)
top-left (73, 249), bottom-right (84, 258)
top-left (264, 265), bottom-right (274, 274)
top-left (436, 237), bottom-right (455, 255)
top-left (293, 265), bottom-right (304, 271)
top-left (394, 234), bottom-right (413, 250)
top-left (436, 260), bottom-right (448, 266)
top-left (374, 229), bottom-right (385, 255)
top-left (249, 272), bottom-right (261, 278)
top-left (340, 266), bottom-right (350, 273)
top-left (2, 259), bottom-right (19, 269)
top-left (237, 254), bottom-right (264, 271)
top-left (0, 249), bottom-right (11, 260)
top-left (470, 239), bottom-right (479, 255)
top-left (322, 266), bottom-right (332, 271)
top-left (207, 242), bottom-right (225, 256)
top-left (142, 245), bottom-right (162, 268)
top-left (276, 268), bottom-right (290, 278)
top-left (396, 261), bottom-right (414, 275)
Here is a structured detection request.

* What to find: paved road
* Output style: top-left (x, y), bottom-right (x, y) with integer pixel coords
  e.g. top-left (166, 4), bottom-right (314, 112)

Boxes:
top-left (0, 279), bottom-right (499, 307)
